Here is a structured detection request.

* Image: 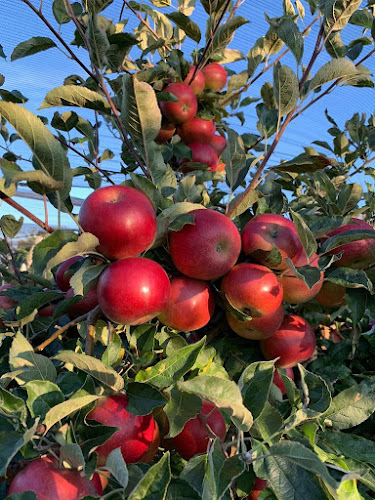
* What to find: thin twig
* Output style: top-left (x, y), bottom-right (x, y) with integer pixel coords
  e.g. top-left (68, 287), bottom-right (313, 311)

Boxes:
top-left (43, 194), bottom-right (49, 229)
top-left (85, 305), bottom-right (102, 355)
top-left (0, 228), bottom-right (23, 283)
top-left (35, 311), bottom-right (90, 352)
top-left (347, 156), bottom-right (375, 179)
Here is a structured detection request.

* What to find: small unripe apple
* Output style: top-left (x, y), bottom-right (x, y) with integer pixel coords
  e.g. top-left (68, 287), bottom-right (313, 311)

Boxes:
top-left (280, 252), bottom-right (323, 304)
top-left (66, 286), bottom-right (99, 317)
top-left (273, 367), bottom-right (294, 395)
top-left (158, 276), bottom-right (215, 331)
top-left (260, 314), bottom-right (316, 368)
top-left (315, 281), bottom-right (346, 308)
top-left (155, 122), bottom-right (176, 144)
top-left (97, 257), bottom-right (170, 325)
top-left (226, 304), bottom-right (284, 340)
top-left (202, 63), bottom-right (227, 91)
top-left (184, 65), bottom-right (206, 94)
top-left (55, 256), bottom-right (83, 292)
top-left (179, 143), bottom-right (219, 172)
top-left (87, 394), bottom-right (159, 465)
top-left (169, 209), bottom-right (241, 281)
top-left (210, 134), bottom-right (227, 156)
top-left (159, 83), bottom-right (198, 124)
top-left (221, 263), bottom-right (283, 317)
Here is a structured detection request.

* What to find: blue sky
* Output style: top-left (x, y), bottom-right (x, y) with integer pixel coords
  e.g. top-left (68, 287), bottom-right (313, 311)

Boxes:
top-left (0, 0), bottom-right (374, 231)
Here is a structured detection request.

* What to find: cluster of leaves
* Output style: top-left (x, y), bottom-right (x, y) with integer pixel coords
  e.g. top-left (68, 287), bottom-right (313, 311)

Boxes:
top-left (1, 0), bottom-right (375, 499)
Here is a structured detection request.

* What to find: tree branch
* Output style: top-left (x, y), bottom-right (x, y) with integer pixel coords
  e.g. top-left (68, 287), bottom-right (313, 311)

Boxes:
top-left (34, 311), bottom-right (90, 352)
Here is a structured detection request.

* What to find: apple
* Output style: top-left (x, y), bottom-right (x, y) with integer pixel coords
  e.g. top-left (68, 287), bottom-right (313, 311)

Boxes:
top-left (210, 134), bottom-right (227, 156)
top-left (280, 252), bottom-right (324, 304)
top-left (177, 117), bottom-right (216, 145)
top-left (87, 394), bottom-right (159, 465)
top-left (78, 185), bottom-right (157, 261)
top-left (273, 367), bottom-right (294, 395)
top-left (169, 209), bottom-right (241, 280)
top-left (155, 122), bottom-right (176, 144)
top-left (97, 257), bottom-right (170, 325)
top-left (315, 281), bottom-right (346, 308)
top-left (184, 65), bottom-right (206, 94)
top-left (38, 304), bottom-right (54, 317)
top-left (158, 276), bottom-right (215, 331)
top-left (247, 478), bottom-right (268, 499)
top-left (179, 143), bottom-right (219, 172)
top-left (325, 218), bottom-right (375, 269)
top-left (260, 314), bottom-right (316, 368)
top-left (55, 256), bottom-right (83, 292)
top-left (0, 283), bottom-right (17, 310)
top-left (8, 455), bottom-right (101, 500)
top-left (66, 286), bottom-right (98, 317)
top-left (163, 401), bottom-right (226, 460)
top-left (221, 263), bottom-right (283, 317)
top-left (242, 214), bottom-right (303, 270)
top-left (226, 304), bottom-right (284, 340)
top-left (159, 83), bottom-right (198, 124)
top-left (202, 63), bottom-right (227, 91)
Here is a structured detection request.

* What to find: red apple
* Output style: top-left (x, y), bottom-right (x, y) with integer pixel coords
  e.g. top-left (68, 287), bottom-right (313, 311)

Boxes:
top-left (8, 455), bottom-right (101, 500)
top-left (155, 122), bottom-right (176, 144)
top-left (242, 214), bottom-right (303, 270)
top-left (87, 394), bottom-right (159, 466)
top-left (315, 281), bottom-right (346, 308)
top-left (39, 304), bottom-right (54, 317)
top-left (179, 143), bottom-right (219, 172)
top-left (202, 63), bottom-right (227, 91)
top-left (260, 314), bottom-right (316, 368)
top-left (66, 286), bottom-right (98, 317)
top-left (280, 252), bottom-right (323, 304)
top-left (325, 218), bottom-right (375, 269)
top-left (97, 257), bottom-right (170, 325)
top-left (184, 65), bottom-right (206, 94)
top-left (78, 185), bottom-right (157, 261)
top-left (273, 367), bottom-right (294, 395)
top-left (248, 478), bottom-right (268, 500)
top-left (55, 256), bottom-right (83, 292)
top-left (177, 117), bottom-right (216, 145)
top-left (159, 83), bottom-right (198, 124)
top-left (0, 283), bottom-right (17, 310)
top-left (226, 304), bottom-right (284, 340)
top-left (210, 134), bottom-right (227, 156)
top-left (163, 401), bottom-right (226, 460)
top-left (169, 209), bottom-right (241, 280)
top-left (158, 276), bottom-right (215, 331)
top-left (221, 263), bottom-right (283, 317)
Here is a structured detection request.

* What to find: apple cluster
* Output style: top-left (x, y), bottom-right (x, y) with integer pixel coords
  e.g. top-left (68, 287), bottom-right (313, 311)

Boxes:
top-left (156, 63), bottom-right (228, 173)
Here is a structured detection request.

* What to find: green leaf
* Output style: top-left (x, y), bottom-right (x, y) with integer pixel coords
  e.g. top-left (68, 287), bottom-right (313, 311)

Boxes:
top-left (126, 382), bottom-right (168, 415)
top-left (54, 351), bottom-right (124, 392)
top-left (0, 44), bottom-right (6, 59)
top-left (0, 89), bottom-right (28, 103)
top-left (290, 210), bottom-right (318, 258)
top-left (135, 337), bottom-right (205, 388)
top-left (16, 291), bottom-right (61, 320)
top-left (11, 37), bottom-right (57, 61)
top-left (272, 153), bottom-right (336, 173)
top-left (85, 0), bottom-right (114, 13)
top-left (273, 63), bottom-right (299, 117)
top-left (166, 12), bottom-right (201, 42)
top-left (325, 267), bottom-right (373, 291)
top-left (325, 32), bottom-right (347, 58)
top-left (60, 443), bottom-right (85, 470)
top-left (32, 230), bottom-right (78, 276)
top-left (306, 58), bottom-right (364, 95)
top-left (252, 402), bottom-right (284, 440)
top-left (179, 375), bottom-right (253, 431)
top-left (0, 214), bottom-right (23, 238)
top-left (298, 365), bottom-right (331, 414)
top-left (227, 190), bottom-right (260, 219)
top-left (40, 86), bottom-right (111, 115)
top-left (256, 103), bottom-right (278, 137)
top-left (222, 129), bottom-right (247, 191)
top-left (321, 230), bottom-right (375, 254)
top-left (0, 422), bottom-right (38, 476)
top-left (163, 385), bottom-right (202, 438)
top-left (44, 395), bottom-right (100, 431)
top-left (105, 448), bottom-right (129, 488)
top-left (0, 387), bottom-right (27, 423)
top-left (53, 0), bottom-right (82, 24)
top-left (324, 0), bottom-right (362, 31)
top-left (239, 360), bottom-right (275, 420)
top-left (102, 331), bottom-right (122, 368)
top-left (275, 17), bottom-right (303, 63)
top-left (24, 380), bottom-right (64, 418)
top-left (206, 17), bottom-right (249, 59)
top-left (128, 451), bottom-right (171, 500)
top-left (166, 479), bottom-right (201, 500)
top-left (70, 260), bottom-right (106, 296)
top-left (320, 430), bottom-right (375, 468)
top-left (87, 13), bottom-right (110, 68)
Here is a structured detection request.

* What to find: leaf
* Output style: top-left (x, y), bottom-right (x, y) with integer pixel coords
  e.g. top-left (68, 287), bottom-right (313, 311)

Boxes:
top-left (40, 86), bottom-right (111, 115)
top-left (272, 153), bottom-right (336, 173)
top-left (102, 331), bottom-right (122, 368)
top-left (16, 291), bottom-right (61, 320)
top-left (24, 380), bottom-right (64, 418)
top-left (70, 260), bottom-right (106, 296)
top-left (275, 17), bottom-right (303, 63)
top-left (105, 448), bottom-right (129, 488)
top-left (135, 337), bottom-right (205, 388)
top-left (0, 102), bottom-right (72, 203)
top-left (0, 44), bottom-right (6, 59)
top-left (324, 0), bottom-right (362, 32)
top-left (44, 395), bottom-right (100, 431)
top-left (86, 0), bottom-right (114, 13)
top-left (0, 422), bottom-right (38, 476)
top-left (306, 59), bottom-right (363, 95)
top-left (321, 230), bottom-right (375, 254)
top-left (320, 430), bottom-right (375, 468)
top-left (222, 129), bottom-right (247, 191)
top-left (4, 170), bottom-right (64, 192)
top-left (11, 37), bottom-right (57, 61)
top-left (256, 103), bottom-right (278, 137)
top-left (54, 351), bottom-right (124, 392)
top-left (325, 267), bottom-right (373, 291)
top-left (128, 451), bottom-right (171, 500)
top-left (53, 0), bottom-right (82, 24)
top-left (273, 63), bottom-right (299, 117)
top-left (163, 386), bottom-right (202, 438)
top-left (126, 382), bottom-right (168, 415)
top-left (0, 215), bottom-right (23, 238)
top-left (0, 89), bottom-right (28, 103)
top-left (290, 210), bottom-right (318, 258)
top-left (60, 443), bottom-right (85, 470)
top-left (298, 366), bottom-right (331, 414)
top-left (206, 17), bottom-right (249, 59)
top-left (179, 375), bottom-right (253, 431)
top-left (325, 32), bottom-right (347, 59)
top-left (227, 190), bottom-right (260, 219)
top-left (238, 360), bottom-right (275, 420)
top-left (166, 12), bottom-right (201, 42)
top-left (32, 230), bottom-right (78, 275)
top-left (87, 14), bottom-right (109, 68)
top-left (166, 478), bottom-right (201, 500)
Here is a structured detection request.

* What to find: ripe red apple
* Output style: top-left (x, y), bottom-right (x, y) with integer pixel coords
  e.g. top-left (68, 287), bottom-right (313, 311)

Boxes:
top-left (202, 63), bottom-right (227, 91)
top-left (325, 218), bottom-right (375, 269)
top-left (158, 276), bottom-right (215, 331)
top-left (87, 394), bottom-right (159, 465)
top-left (179, 143), bottom-right (219, 172)
top-left (159, 83), bottom-right (198, 124)
top-left (226, 304), bottom-right (284, 340)
top-left (169, 209), bottom-right (241, 280)
top-left (163, 401), bottom-right (226, 460)
top-left (8, 455), bottom-right (101, 500)
top-left (273, 367), bottom-right (294, 395)
top-left (210, 134), bottom-right (227, 156)
top-left (260, 314), bottom-right (316, 368)
top-left (0, 283), bottom-right (17, 310)
top-left (315, 281), bottom-right (346, 308)
top-left (78, 185), bottom-right (157, 261)
top-left (247, 478), bottom-right (268, 500)
top-left (280, 252), bottom-right (323, 304)
top-left (155, 122), bottom-right (176, 144)
top-left (39, 304), bottom-right (54, 317)
top-left (97, 257), bottom-right (170, 325)
top-left (66, 286), bottom-right (98, 317)
top-left (55, 256), bottom-right (83, 292)
top-left (177, 117), bottom-right (216, 145)
top-left (221, 263), bottom-right (283, 317)
top-left (184, 65), bottom-right (206, 94)
top-left (242, 214), bottom-right (303, 270)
